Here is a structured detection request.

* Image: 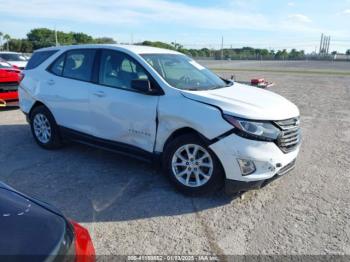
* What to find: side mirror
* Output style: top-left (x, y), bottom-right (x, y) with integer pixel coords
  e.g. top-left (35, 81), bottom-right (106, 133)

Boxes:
top-left (131, 79), bottom-right (157, 94)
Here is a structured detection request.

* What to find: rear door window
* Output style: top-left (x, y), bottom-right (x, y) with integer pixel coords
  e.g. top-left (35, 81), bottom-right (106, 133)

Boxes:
top-left (62, 49), bottom-right (96, 82)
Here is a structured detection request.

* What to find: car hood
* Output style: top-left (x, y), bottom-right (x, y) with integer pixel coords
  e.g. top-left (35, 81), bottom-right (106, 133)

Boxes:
top-left (181, 82), bottom-right (299, 120)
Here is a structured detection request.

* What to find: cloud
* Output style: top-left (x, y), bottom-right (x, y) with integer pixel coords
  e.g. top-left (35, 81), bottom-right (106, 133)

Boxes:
top-left (343, 9), bottom-right (350, 15)
top-left (0, 0), bottom-right (320, 33)
top-left (288, 14), bottom-right (312, 23)
top-left (0, 0), bottom-right (328, 38)
top-left (287, 2), bottom-right (295, 6)
top-left (0, 0), bottom-right (270, 31)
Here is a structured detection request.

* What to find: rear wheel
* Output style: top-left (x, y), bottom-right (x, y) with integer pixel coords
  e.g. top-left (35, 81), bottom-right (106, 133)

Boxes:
top-left (30, 105), bottom-right (62, 149)
top-left (163, 134), bottom-right (224, 195)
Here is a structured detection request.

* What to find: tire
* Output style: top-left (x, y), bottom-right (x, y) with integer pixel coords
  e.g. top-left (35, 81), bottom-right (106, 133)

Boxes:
top-left (30, 105), bottom-right (63, 149)
top-left (163, 134), bottom-right (224, 195)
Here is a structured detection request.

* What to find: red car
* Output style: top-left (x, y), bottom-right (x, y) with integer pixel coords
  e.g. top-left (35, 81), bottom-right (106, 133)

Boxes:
top-left (0, 58), bottom-right (21, 107)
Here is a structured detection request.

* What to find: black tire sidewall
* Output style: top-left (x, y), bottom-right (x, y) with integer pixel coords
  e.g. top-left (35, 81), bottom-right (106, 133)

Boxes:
top-left (163, 134), bottom-right (224, 195)
top-left (30, 106), bottom-right (62, 149)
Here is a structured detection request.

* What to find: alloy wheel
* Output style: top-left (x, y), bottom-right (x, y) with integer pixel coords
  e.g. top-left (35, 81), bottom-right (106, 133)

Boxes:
top-left (171, 144), bottom-right (214, 187)
top-left (33, 113), bottom-right (52, 144)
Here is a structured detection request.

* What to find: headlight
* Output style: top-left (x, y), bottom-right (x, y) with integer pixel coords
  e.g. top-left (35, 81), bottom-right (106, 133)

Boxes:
top-left (223, 114), bottom-right (280, 141)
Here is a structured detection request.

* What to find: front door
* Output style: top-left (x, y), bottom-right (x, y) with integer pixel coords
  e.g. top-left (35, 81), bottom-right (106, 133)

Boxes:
top-left (89, 49), bottom-right (159, 152)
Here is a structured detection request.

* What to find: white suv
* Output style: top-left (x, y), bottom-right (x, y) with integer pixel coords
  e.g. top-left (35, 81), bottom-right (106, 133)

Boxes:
top-left (19, 45), bottom-right (301, 195)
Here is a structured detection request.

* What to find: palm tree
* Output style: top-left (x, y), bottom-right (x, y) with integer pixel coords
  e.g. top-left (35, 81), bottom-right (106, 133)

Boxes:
top-left (0, 32), bottom-right (3, 50)
top-left (3, 34), bottom-right (10, 51)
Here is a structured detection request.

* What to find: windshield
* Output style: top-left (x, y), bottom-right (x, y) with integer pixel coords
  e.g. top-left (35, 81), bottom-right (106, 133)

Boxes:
top-left (141, 54), bottom-right (229, 91)
top-left (0, 53), bottom-right (27, 62)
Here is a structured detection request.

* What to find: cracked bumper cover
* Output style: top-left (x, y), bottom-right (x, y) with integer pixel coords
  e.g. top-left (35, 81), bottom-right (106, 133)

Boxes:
top-left (224, 158), bottom-right (296, 194)
top-left (209, 133), bottom-right (300, 194)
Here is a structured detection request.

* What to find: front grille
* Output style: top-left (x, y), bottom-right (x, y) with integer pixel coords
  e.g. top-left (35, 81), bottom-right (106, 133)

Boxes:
top-left (275, 117), bottom-right (301, 153)
top-left (0, 82), bottom-right (18, 92)
top-left (0, 81), bottom-right (18, 87)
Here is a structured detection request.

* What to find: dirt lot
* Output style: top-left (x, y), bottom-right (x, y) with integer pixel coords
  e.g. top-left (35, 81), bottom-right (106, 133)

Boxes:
top-left (0, 61), bottom-right (349, 256)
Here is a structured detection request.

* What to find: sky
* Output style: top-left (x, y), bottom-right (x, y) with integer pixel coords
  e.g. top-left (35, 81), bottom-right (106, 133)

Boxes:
top-left (0, 0), bottom-right (349, 53)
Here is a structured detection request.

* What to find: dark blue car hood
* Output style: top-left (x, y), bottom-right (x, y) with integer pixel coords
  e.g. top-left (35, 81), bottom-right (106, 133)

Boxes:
top-left (0, 182), bottom-right (70, 258)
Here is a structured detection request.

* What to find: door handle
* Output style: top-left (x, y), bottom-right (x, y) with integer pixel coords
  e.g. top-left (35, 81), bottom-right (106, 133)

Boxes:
top-left (93, 91), bottom-right (106, 97)
top-left (47, 79), bottom-right (55, 86)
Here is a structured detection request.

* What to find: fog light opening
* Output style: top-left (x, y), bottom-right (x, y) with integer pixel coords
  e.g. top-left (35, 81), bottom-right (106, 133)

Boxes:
top-left (237, 159), bottom-right (256, 176)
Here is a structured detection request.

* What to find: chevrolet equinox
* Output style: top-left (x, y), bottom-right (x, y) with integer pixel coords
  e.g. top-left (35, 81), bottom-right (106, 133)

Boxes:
top-left (19, 45), bottom-right (301, 195)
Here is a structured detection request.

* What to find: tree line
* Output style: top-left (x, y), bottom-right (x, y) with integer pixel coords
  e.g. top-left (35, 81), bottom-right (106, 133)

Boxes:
top-left (0, 28), bottom-right (116, 53)
top-left (1, 28), bottom-right (349, 59)
top-left (139, 41), bottom-right (306, 60)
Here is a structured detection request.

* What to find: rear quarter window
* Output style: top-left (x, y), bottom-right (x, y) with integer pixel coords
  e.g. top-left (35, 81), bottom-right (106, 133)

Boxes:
top-left (26, 50), bottom-right (58, 70)
top-left (48, 54), bottom-right (65, 76)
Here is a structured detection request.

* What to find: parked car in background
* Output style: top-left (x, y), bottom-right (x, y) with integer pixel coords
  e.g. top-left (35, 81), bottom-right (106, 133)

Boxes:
top-left (0, 181), bottom-right (95, 261)
top-left (19, 44), bottom-right (301, 195)
top-left (0, 58), bottom-right (21, 107)
top-left (0, 51), bottom-right (28, 69)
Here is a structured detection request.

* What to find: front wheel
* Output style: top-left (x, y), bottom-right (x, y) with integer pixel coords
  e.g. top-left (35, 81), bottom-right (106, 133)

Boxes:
top-left (163, 134), bottom-right (224, 195)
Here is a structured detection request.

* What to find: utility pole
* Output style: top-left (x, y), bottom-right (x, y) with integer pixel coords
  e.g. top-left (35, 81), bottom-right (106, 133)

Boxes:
top-left (319, 34), bottom-right (331, 56)
top-left (55, 28), bottom-right (58, 46)
top-left (324, 36), bottom-right (328, 54)
top-left (326, 36), bottom-right (331, 54)
top-left (220, 36), bottom-right (224, 60)
top-left (319, 33), bottom-right (324, 54)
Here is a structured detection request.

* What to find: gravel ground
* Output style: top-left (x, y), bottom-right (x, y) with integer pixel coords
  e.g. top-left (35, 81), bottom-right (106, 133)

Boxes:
top-left (0, 61), bottom-right (349, 257)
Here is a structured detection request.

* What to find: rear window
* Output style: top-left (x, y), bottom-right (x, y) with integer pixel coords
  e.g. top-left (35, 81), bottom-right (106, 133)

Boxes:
top-left (26, 50), bottom-right (58, 70)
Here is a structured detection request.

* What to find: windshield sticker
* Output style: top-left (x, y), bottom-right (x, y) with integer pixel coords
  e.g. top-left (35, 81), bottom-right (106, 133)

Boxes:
top-left (189, 60), bottom-right (205, 70)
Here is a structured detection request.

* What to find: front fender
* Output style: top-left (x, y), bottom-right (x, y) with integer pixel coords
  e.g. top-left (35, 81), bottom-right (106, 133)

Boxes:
top-left (155, 93), bottom-right (232, 152)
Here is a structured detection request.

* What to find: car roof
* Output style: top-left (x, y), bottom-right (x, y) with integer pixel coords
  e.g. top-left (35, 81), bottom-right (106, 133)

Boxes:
top-left (36, 44), bottom-right (182, 55)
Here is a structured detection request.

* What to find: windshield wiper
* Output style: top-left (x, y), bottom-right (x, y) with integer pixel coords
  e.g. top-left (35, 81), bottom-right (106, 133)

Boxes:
top-left (226, 81), bottom-right (234, 87)
top-left (209, 85), bottom-right (226, 90)
top-left (184, 87), bottom-right (200, 91)
top-left (209, 81), bottom-right (234, 90)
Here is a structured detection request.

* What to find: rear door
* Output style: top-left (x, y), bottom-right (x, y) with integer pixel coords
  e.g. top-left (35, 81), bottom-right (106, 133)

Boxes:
top-left (88, 49), bottom-right (159, 152)
top-left (45, 49), bottom-right (96, 135)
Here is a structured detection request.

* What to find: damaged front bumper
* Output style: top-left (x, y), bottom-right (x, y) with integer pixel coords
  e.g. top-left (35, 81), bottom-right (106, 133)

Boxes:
top-left (224, 158), bottom-right (296, 194)
top-left (209, 133), bottom-right (300, 195)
